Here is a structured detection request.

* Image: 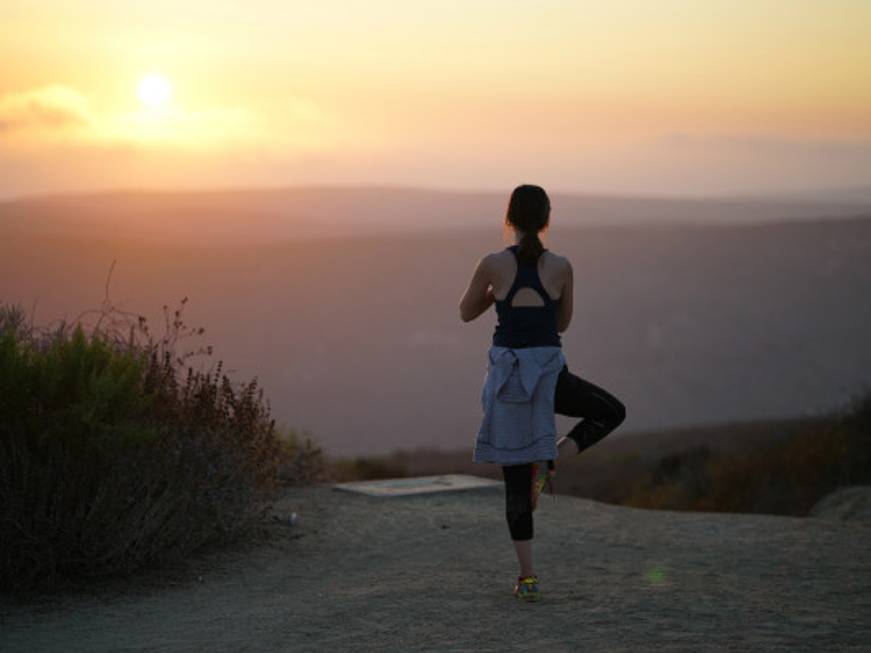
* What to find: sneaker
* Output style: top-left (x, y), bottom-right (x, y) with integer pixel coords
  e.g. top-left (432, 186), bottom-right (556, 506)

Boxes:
top-left (530, 461), bottom-right (556, 512)
top-left (513, 575), bottom-right (541, 602)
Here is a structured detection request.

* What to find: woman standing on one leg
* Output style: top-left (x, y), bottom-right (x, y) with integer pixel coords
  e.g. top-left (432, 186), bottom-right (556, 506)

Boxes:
top-left (459, 184), bottom-right (626, 602)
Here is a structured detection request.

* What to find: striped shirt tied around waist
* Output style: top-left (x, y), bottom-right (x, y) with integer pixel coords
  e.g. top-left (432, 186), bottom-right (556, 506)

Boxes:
top-left (473, 345), bottom-right (566, 465)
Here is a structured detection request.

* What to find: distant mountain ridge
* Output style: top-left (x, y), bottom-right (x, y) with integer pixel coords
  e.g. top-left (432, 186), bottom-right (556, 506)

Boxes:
top-left (2, 185), bottom-right (871, 247)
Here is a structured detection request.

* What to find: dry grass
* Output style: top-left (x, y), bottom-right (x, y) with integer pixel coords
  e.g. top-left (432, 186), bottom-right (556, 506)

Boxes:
top-left (0, 263), bottom-right (323, 592)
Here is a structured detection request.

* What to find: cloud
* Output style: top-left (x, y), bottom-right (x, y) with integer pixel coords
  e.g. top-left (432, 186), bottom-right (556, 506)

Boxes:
top-left (660, 131), bottom-right (871, 158)
top-left (0, 85), bottom-right (95, 135)
top-left (636, 131), bottom-right (871, 195)
top-left (0, 83), bottom-right (309, 151)
top-left (102, 104), bottom-right (266, 149)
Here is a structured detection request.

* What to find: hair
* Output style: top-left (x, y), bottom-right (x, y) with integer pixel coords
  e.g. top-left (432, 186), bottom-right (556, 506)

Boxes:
top-left (504, 184), bottom-right (550, 264)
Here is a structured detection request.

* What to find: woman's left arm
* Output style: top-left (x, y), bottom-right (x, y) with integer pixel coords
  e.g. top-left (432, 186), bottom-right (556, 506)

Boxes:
top-left (459, 255), bottom-right (495, 322)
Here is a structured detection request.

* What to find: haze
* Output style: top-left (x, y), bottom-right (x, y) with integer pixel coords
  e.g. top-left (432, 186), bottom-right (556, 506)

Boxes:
top-left (2, 189), bottom-right (871, 456)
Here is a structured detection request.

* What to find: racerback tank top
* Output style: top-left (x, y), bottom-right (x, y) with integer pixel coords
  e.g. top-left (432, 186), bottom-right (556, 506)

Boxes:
top-left (492, 245), bottom-right (562, 348)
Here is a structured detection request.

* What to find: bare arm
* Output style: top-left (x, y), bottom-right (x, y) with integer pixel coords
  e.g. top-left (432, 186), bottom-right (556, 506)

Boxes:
top-left (556, 259), bottom-right (573, 332)
top-left (459, 255), bottom-right (495, 322)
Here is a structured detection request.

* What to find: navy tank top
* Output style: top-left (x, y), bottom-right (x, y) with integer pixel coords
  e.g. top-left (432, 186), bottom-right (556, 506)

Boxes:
top-left (492, 245), bottom-right (562, 348)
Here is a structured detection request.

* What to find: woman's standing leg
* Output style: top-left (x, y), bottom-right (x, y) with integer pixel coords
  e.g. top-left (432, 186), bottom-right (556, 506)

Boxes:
top-left (554, 364), bottom-right (626, 455)
top-left (502, 463), bottom-right (535, 577)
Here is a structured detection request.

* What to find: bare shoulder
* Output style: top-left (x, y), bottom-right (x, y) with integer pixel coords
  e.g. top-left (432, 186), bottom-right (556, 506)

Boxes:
top-left (479, 250), bottom-right (502, 268)
top-left (544, 250), bottom-right (572, 272)
top-left (483, 248), bottom-right (512, 268)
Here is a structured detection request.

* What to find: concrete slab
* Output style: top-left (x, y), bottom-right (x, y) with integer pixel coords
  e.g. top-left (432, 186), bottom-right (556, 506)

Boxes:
top-left (332, 473), bottom-right (501, 497)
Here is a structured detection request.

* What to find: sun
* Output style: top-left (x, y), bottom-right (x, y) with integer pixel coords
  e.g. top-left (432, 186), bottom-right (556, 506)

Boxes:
top-left (137, 73), bottom-right (173, 108)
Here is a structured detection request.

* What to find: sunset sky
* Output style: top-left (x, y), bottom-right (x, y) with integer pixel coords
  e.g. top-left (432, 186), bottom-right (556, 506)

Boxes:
top-left (1, 1), bottom-right (869, 199)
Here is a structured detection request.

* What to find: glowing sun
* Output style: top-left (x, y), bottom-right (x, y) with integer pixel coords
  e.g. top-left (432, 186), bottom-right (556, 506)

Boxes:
top-left (137, 73), bottom-right (173, 108)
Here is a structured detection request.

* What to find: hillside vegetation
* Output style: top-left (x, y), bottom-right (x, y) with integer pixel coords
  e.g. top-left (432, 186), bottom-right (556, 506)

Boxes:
top-left (327, 393), bottom-right (871, 517)
top-left (0, 296), bottom-right (323, 592)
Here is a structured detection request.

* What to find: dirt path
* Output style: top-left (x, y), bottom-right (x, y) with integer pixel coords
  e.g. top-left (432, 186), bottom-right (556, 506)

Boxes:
top-left (2, 484), bottom-right (870, 652)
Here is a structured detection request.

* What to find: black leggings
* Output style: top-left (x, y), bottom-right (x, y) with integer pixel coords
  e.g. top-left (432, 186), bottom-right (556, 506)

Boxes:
top-left (502, 363), bottom-right (626, 541)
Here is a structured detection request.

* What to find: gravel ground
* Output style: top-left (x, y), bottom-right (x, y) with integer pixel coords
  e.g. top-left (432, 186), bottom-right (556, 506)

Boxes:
top-left (2, 483), bottom-right (870, 652)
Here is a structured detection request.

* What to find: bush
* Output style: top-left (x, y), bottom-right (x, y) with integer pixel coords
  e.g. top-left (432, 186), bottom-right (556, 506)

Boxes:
top-left (0, 290), bottom-right (321, 591)
top-left (275, 426), bottom-right (326, 486)
top-left (622, 387), bottom-right (871, 515)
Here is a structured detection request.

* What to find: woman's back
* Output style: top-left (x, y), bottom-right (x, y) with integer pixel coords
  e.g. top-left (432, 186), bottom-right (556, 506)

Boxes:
top-left (491, 245), bottom-right (568, 348)
top-left (490, 247), bottom-right (567, 304)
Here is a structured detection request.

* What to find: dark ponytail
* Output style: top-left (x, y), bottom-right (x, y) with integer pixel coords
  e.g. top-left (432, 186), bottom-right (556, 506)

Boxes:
top-left (505, 184), bottom-right (550, 264)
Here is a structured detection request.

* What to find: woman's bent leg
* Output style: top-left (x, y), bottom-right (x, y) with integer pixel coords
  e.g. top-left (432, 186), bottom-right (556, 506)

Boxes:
top-left (553, 364), bottom-right (626, 455)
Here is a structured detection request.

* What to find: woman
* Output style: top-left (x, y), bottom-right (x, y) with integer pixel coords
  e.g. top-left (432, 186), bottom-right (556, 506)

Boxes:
top-left (459, 184), bottom-right (627, 602)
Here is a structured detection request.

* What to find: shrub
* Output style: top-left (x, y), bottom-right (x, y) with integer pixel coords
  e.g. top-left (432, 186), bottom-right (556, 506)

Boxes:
top-left (0, 289), bottom-right (320, 591)
top-left (275, 426), bottom-right (326, 486)
top-left (622, 387), bottom-right (871, 515)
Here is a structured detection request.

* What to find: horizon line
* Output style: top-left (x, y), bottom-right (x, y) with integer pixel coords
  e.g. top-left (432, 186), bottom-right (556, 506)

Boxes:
top-left (4, 180), bottom-right (871, 206)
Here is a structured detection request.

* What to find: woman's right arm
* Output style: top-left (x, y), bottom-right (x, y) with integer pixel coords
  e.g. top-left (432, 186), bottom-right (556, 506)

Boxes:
top-left (556, 259), bottom-right (573, 333)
